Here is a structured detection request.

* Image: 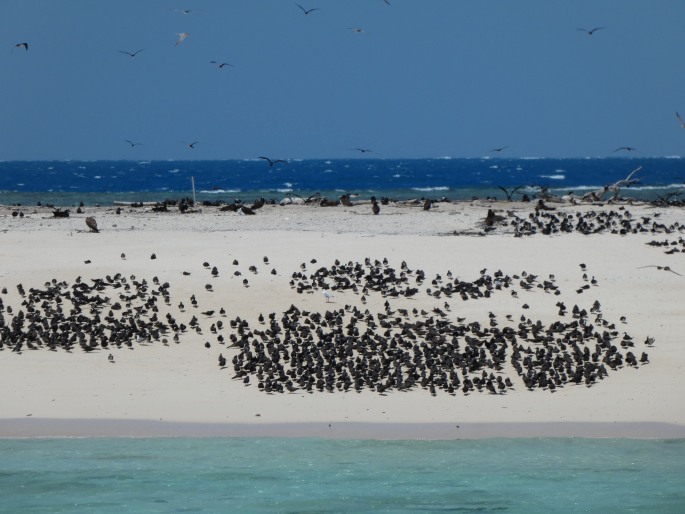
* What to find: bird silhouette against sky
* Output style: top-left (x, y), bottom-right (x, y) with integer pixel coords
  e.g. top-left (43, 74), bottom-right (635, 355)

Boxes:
top-left (12, 42), bottom-right (28, 52)
top-left (118, 49), bottom-right (143, 58)
top-left (185, 141), bottom-right (200, 149)
top-left (613, 146), bottom-right (637, 153)
top-left (175, 33), bottom-right (190, 46)
top-left (676, 112), bottom-right (685, 129)
top-left (490, 146), bottom-right (509, 153)
top-left (577, 27), bottom-right (605, 36)
top-left (210, 61), bottom-right (233, 69)
top-left (125, 139), bottom-right (142, 147)
top-left (296, 4), bottom-right (319, 15)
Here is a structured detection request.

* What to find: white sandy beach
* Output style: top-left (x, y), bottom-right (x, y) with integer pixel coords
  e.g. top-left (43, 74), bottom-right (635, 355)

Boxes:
top-left (1, 200), bottom-right (684, 438)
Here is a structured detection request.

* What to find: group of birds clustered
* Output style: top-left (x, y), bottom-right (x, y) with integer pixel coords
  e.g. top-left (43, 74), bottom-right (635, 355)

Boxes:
top-left (0, 242), bottom-right (656, 396)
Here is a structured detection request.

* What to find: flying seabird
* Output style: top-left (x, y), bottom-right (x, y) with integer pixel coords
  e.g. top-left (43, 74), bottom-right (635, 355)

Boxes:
top-left (637, 265), bottom-right (682, 276)
top-left (175, 33), bottom-right (190, 46)
top-left (12, 42), bottom-right (29, 52)
top-left (577, 27), bottom-right (605, 36)
top-left (490, 146), bottom-right (508, 153)
top-left (118, 49), bottom-right (144, 58)
top-left (210, 61), bottom-right (233, 68)
top-left (613, 146), bottom-right (637, 153)
top-left (676, 112), bottom-right (685, 129)
top-left (125, 139), bottom-right (142, 147)
top-left (259, 156), bottom-right (286, 167)
top-left (296, 4), bottom-right (320, 15)
top-left (348, 28), bottom-right (365, 33)
top-left (348, 148), bottom-right (373, 154)
top-left (185, 141), bottom-right (200, 149)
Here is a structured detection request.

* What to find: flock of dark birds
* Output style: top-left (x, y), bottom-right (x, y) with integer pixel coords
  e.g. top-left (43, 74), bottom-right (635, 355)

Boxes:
top-left (0, 241), bottom-right (657, 396)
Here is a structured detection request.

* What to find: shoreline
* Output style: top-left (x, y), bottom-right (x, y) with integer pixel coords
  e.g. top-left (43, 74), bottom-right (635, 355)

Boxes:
top-left (2, 419), bottom-right (684, 440)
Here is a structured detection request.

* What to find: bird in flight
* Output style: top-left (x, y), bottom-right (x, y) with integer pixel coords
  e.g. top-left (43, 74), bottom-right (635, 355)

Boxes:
top-left (490, 146), bottom-right (509, 153)
top-left (384, 0), bottom-right (391, 4)
top-left (296, 4), bottom-right (319, 15)
top-left (348, 148), bottom-right (373, 154)
top-left (348, 28), bottom-right (365, 33)
top-left (125, 139), bottom-right (143, 147)
top-left (259, 156), bottom-right (286, 167)
top-left (676, 112), bottom-right (685, 129)
top-left (185, 141), bottom-right (200, 149)
top-left (613, 146), bottom-right (637, 153)
top-left (175, 33), bottom-right (190, 46)
top-left (118, 49), bottom-right (144, 58)
top-left (12, 42), bottom-right (29, 52)
top-left (174, 8), bottom-right (196, 15)
top-left (577, 27), bottom-right (605, 36)
top-left (638, 265), bottom-right (682, 276)
top-left (210, 61), bottom-right (233, 69)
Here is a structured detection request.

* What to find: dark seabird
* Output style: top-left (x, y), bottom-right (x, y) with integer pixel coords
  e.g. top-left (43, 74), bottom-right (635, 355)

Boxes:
top-left (119, 49), bottom-right (144, 58)
top-left (150, 253), bottom-right (157, 260)
top-left (258, 156), bottom-right (286, 167)
top-left (372, 199), bottom-right (380, 215)
top-left (125, 139), bottom-right (142, 147)
top-left (577, 27), bottom-right (605, 35)
top-left (677, 112), bottom-right (685, 129)
top-left (85, 217), bottom-right (99, 233)
top-left (296, 4), bottom-right (320, 15)
top-left (13, 42), bottom-right (29, 52)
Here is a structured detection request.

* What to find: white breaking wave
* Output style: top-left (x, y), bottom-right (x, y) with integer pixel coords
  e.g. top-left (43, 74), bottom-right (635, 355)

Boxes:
top-left (412, 186), bottom-right (449, 192)
top-left (199, 189), bottom-right (241, 194)
top-left (539, 174), bottom-right (566, 180)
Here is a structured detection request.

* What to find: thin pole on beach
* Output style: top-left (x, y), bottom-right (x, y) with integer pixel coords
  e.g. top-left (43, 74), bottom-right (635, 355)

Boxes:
top-left (191, 176), bottom-right (196, 206)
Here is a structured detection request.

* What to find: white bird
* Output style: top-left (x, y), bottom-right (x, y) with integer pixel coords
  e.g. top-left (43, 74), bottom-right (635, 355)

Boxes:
top-left (322, 290), bottom-right (334, 303)
top-left (175, 33), bottom-right (190, 46)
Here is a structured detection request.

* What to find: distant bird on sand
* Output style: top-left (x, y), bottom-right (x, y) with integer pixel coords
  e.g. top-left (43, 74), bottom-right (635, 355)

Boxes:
top-left (613, 146), bottom-right (637, 153)
top-left (676, 112), bottom-right (685, 129)
top-left (259, 156), bottom-right (286, 167)
top-left (322, 290), bottom-right (334, 303)
top-left (12, 42), bottom-right (29, 52)
top-left (85, 217), bottom-right (99, 233)
top-left (125, 139), bottom-right (142, 147)
top-left (118, 49), bottom-right (143, 58)
top-left (210, 61), bottom-right (233, 68)
top-left (175, 33), bottom-right (190, 46)
top-left (577, 27), bottom-right (605, 36)
top-left (296, 4), bottom-right (320, 15)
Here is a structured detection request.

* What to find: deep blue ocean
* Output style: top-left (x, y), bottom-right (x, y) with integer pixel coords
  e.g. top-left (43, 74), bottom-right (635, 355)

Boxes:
top-left (0, 157), bottom-right (683, 206)
top-left (1, 437), bottom-right (684, 513)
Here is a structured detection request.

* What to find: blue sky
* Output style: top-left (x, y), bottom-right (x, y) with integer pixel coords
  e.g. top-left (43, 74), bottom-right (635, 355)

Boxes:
top-left (2, 0), bottom-right (685, 160)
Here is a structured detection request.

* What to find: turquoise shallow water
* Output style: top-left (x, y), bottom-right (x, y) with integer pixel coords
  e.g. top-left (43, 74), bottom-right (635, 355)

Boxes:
top-left (1, 438), bottom-right (684, 513)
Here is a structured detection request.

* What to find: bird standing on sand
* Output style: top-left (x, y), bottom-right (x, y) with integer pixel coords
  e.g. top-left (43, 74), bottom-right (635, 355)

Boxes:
top-left (85, 217), bottom-right (99, 233)
top-left (322, 290), bottom-right (334, 303)
top-left (371, 197), bottom-right (380, 215)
